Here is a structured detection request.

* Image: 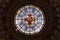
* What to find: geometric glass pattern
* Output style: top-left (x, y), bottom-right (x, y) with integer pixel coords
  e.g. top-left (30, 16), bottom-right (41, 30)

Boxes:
top-left (14, 5), bottom-right (45, 35)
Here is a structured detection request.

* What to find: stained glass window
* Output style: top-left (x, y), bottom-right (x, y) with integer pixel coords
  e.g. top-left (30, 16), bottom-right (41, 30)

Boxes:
top-left (14, 5), bottom-right (45, 35)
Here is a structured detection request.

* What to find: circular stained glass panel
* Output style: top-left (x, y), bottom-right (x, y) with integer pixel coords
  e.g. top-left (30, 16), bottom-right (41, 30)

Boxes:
top-left (14, 5), bottom-right (45, 35)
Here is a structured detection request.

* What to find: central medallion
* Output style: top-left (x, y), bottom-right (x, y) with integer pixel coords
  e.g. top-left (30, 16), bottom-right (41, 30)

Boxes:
top-left (24, 13), bottom-right (35, 25)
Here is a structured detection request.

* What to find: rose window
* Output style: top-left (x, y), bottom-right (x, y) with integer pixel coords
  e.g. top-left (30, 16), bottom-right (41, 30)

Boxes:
top-left (14, 5), bottom-right (45, 35)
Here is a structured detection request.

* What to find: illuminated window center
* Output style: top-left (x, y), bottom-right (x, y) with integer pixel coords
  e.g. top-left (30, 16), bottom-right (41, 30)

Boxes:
top-left (14, 5), bottom-right (45, 35)
top-left (24, 13), bottom-right (35, 25)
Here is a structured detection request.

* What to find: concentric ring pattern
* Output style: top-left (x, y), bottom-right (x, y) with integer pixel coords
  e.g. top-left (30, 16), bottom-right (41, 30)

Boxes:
top-left (14, 5), bottom-right (45, 35)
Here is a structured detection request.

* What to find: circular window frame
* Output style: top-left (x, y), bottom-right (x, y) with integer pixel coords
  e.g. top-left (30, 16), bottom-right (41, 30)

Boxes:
top-left (14, 4), bottom-right (45, 35)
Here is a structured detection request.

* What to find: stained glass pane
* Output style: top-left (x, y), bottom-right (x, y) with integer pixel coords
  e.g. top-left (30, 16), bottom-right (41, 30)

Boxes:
top-left (14, 5), bottom-right (45, 35)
